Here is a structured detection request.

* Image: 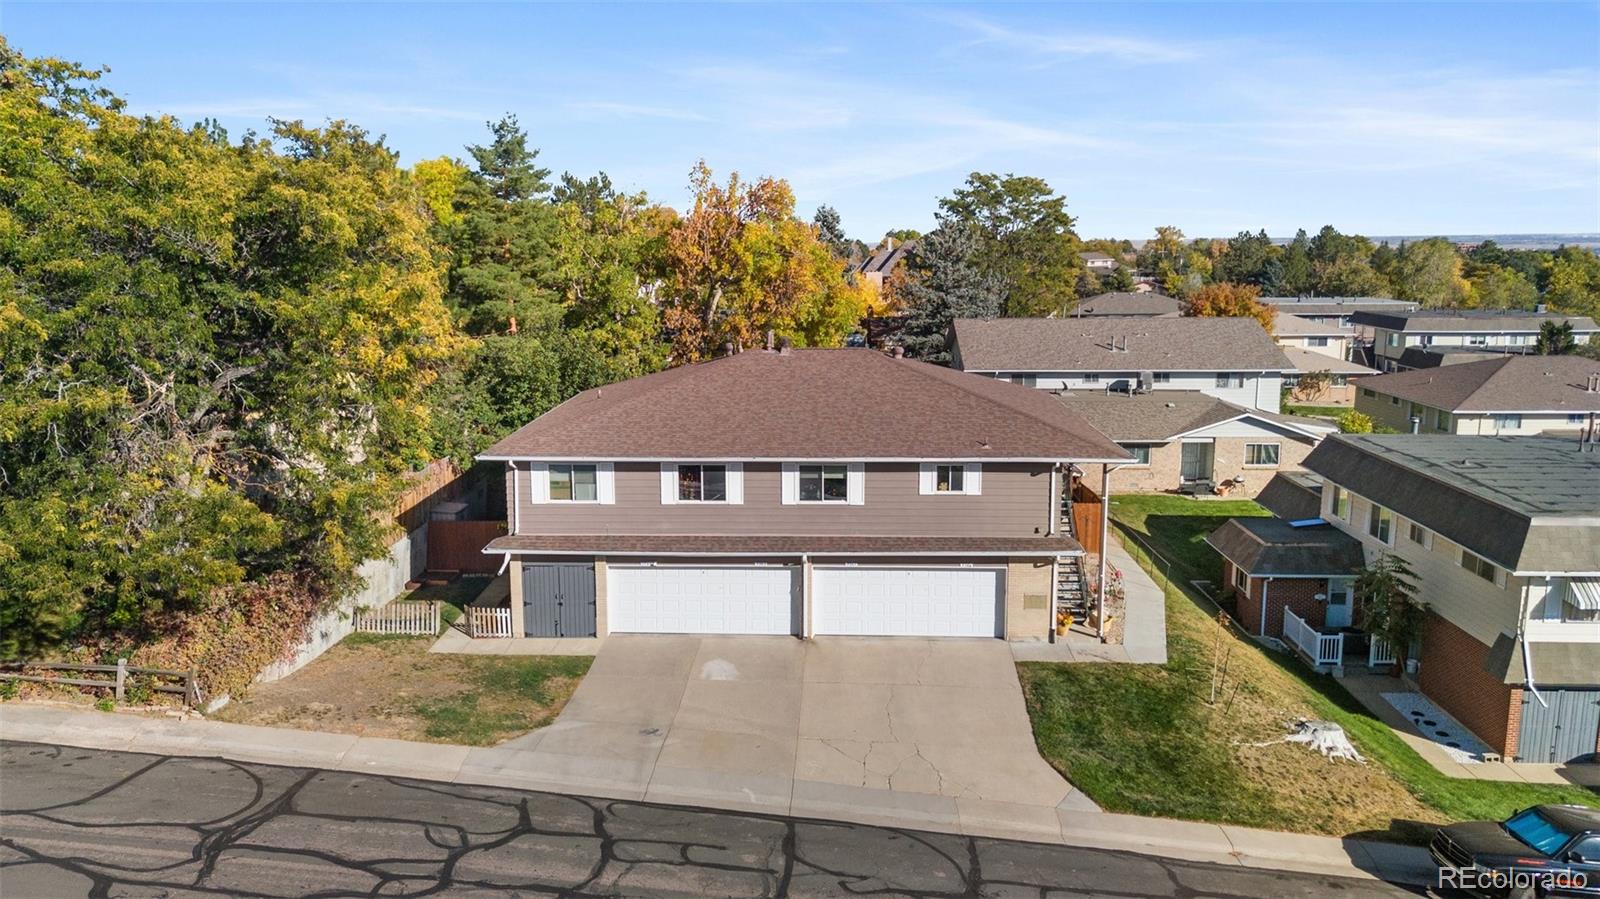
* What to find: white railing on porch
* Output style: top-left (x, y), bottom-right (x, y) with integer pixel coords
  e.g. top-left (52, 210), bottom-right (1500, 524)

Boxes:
top-left (1367, 636), bottom-right (1397, 668)
top-left (466, 606), bottom-right (514, 639)
top-left (353, 601), bottom-right (440, 636)
top-left (1283, 608), bottom-right (1343, 667)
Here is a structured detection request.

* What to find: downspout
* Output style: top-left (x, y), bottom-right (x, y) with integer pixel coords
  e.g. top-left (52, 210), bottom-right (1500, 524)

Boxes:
top-left (1520, 578), bottom-right (1548, 709)
top-left (1259, 577), bottom-right (1271, 638)
top-left (800, 553), bottom-right (812, 640)
top-left (509, 461), bottom-right (521, 537)
top-left (1048, 464), bottom-right (1059, 536)
top-left (1096, 462), bottom-right (1120, 640)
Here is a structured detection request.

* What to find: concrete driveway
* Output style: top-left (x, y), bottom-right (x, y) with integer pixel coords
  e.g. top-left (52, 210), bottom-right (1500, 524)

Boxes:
top-left (511, 635), bottom-right (1096, 837)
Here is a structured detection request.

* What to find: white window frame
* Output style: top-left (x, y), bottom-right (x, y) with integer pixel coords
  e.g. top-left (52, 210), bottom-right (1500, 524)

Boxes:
top-left (1406, 520), bottom-right (1432, 550)
top-left (1243, 443), bottom-right (1280, 467)
top-left (1492, 413), bottom-right (1521, 431)
top-left (919, 463), bottom-right (983, 496)
top-left (1367, 501), bottom-right (1394, 546)
top-left (661, 463), bottom-right (743, 505)
top-left (783, 462), bottom-right (865, 506)
top-left (1119, 444), bottom-right (1152, 467)
top-left (1307, 336), bottom-right (1329, 348)
top-left (533, 462), bottom-right (614, 505)
top-left (1153, 372), bottom-right (1172, 384)
top-left (1460, 548), bottom-right (1505, 586)
top-left (1330, 485), bottom-right (1351, 521)
top-left (1234, 566), bottom-right (1249, 593)
top-left (1082, 373), bottom-right (1100, 384)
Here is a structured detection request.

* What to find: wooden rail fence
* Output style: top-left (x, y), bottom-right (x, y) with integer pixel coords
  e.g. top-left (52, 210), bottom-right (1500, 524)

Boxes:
top-left (353, 601), bottom-right (441, 635)
top-left (465, 607), bottom-right (514, 638)
top-left (0, 659), bottom-right (200, 707)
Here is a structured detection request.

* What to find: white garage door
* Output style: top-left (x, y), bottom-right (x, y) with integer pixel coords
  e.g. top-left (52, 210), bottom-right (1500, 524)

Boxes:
top-left (812, 567), bottom-right (1004, 637)
top-left (607, 565), bottom-right (797, 635)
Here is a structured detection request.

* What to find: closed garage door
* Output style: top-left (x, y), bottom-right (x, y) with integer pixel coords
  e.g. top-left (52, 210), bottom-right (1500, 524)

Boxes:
top-left (608, 565), bottom-right (798, 635)
top-left (1518, 688), bottom-right (1600, 764)
top-left (813, 566), bottom-right (1004, 637)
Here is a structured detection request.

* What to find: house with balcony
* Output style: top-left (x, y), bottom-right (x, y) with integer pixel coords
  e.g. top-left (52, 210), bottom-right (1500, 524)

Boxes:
top-left (1353, 309), bottom-right (1598, 373)
top-left (474, 346), bottom-right (1131, 643)
top-left (1352, 355), bottom-right (1600, 437)
top-left (1226, 435), bottom-right (1599, 763)
top-left (950, 317), bottom-right (1295, 413)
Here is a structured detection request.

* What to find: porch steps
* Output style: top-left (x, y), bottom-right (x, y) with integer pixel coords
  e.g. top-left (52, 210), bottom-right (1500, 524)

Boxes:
top-left (1056, 489), bottom-right (1091, 621)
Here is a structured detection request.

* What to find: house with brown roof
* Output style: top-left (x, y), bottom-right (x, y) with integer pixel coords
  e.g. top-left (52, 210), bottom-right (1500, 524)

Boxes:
top-left (1054, 392), bottom-right (1333, 497)
top-left (950, 317), bottom-right (1295, 412)
top-left (1072, 292), bottom-right (1181, 317)
top-left (475, 348), bottom-right (1131, 642)
top-left (1353, 355), bottom-right (1600, 436)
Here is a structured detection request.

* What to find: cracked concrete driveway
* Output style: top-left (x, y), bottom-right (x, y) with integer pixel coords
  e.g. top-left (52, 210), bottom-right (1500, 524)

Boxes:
top-left (532, 635), bottom-right (1095, 834)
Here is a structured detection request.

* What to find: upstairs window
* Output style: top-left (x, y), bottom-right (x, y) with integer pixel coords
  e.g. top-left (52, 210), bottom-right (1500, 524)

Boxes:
top-left (549, 464), bottom-right (598, 502)
top-left (1407, 521), bottom-right (1431, 548)
top-left (1330, 485), bottom-right (1351, 520)
top-left (935, 465), bottom-right (964, 492)
top-left (1460, 549), bottom-right (1498, 583)
top-left (799, 464), bottom-right (849, 502)
top-left (677, 465), bottom-right (727, 502)
top-left (1367, 502), bottom-right (1393, 544)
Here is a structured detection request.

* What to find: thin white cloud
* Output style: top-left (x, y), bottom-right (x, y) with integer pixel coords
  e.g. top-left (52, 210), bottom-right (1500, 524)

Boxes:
top-left (564, 101), bottom-right (709, 122)
top-left (940, 12), bottom-right (1203, 64)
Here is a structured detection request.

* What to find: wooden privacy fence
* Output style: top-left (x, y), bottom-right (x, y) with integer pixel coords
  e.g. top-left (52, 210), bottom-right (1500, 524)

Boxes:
top-left (465, 606), bottom-right (514, 638)
top-left (1070, 480), bottom-right (1104, 556)
top-left (353, 601), bottom-right (440, 636)
top-left (0, 659), bottom-right (200, 707)
top-left (428, 520), bottom-right (506, 574)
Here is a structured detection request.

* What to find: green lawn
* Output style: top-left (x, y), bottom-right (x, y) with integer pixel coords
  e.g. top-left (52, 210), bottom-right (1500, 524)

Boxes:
top-left (1282, 403), bottom-right (1350, 419)
top-left (394, 577), bottom-right (495, 629)
top-left (1019, 494), bottom-right (1597, 841)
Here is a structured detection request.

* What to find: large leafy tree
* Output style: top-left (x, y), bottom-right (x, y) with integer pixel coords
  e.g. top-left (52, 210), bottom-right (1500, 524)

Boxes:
top-left (937, 173), bottom-right (1082, 317)
top-left (1309, 225), bottom-right (1389, 296)
top-left (1182, 282), bottom-right (1274, 335)
top-left (1214, 230), bottom-right (1278, 287)
top-left (1545, 246), bottom-right (1600, 321)
top-left (1391, 238), bottom-right (1468, 307)
top-left (0, 42), bottom-right (459, 655)
top-left (1465, 263), bottom-right (1537, 310)
top-left (898, 225), bottom-right (1005, 362)
top-left (659, 162), bottom-right (869, 361)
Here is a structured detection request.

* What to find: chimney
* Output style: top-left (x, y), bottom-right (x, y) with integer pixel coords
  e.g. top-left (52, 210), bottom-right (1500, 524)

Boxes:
top-left (885, 237), bottom-right (895, 251)
top-left (765, 330), bottom-right (775, 351)
top-left (1535, 302), bottom-right (1548, 314)
top-left (1587, 373), bottom-right (1600, 393)
top-left (721, 341), bottom-right (735, 357)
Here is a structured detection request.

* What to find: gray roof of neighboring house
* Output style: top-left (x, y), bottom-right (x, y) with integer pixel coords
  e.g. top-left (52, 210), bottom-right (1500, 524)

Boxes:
top-left (1052, 392), bottom-right (1332, 442)
top-left (1356, 356), bottom-right (1600, 413)
top-left (1395, 346), bottom-right (1539, 368)
top-left (1280, 347), bottom-right (1379, 375)
top-left (483, 534), bottom-right (1083, 557)
top-left (1256, 472), bottom-right (1324, 521)
top-left (1080, 251), bottom-right (1115, 261)
top-left (951, 317), bottom-right (1294, 372)
top-left (1303, 435), bottom-right (1600, 573)
top-left (857, 241), bottom-right (915, 275)
top-left (1349, 309), bottom-right (1600, 333)
top-left (479, 348), bottom-right (1130, 462)
top-left (1074, 292), bottom-right (1183, 317)
top-left (1274, 313), bottom-right (1349, 337)
top-left (1259, 297), bottom-right (1419, 316)
top-left (1205, 517), bottom-right (1364, 577)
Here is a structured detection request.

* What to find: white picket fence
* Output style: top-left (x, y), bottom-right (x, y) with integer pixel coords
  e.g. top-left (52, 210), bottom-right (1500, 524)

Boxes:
top-left (1367, 636), bottom-right (1398, 668)
top-left (1283, 608), bottom-right (1344, 667)
top-left (353, 601), bottom-right (440, 636)
top-left (466, 606), bottom-right (514, 639)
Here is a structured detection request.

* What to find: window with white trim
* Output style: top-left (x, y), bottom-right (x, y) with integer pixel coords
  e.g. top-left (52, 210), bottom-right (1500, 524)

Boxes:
top-left (549, 464), bottom-right (598, 502)
top-left (1406, 521), bottom-right (1431, 548)
top-left (1468, 335), bottom-right (1487, 346)
top-left (934, 464), bottom-right (964, 493)
top-left (1082, 373), bottom-right (1100, 384)
top-left (1307, 336), bottom-right (1329, 347)
top-left (1244, 443), bottom-right (1280, 466)
top-left (1492, 413), bottom-right (1521, 430)
top-left (799, 464), bottom-right (849, 502)
top-left (1460, 549), bottom-right (1498, 583)
top-left (1120, 444), bottom-right (1152, 466)
top-left (1215, 372), bottom-right (1244, 388)
top-left (1330, 484), bottom-right (1350, 520)
top-left (677, 464), bottom-right (727, 502)
top-left (1153, 372), bottom-right (1171, 383)
top-left (1436, 409), bottom-right (1452, 431)
top-left (1367, 502), bottom-right (1393, 544)
top-left (1234, 566), bottom-right (1249, 593)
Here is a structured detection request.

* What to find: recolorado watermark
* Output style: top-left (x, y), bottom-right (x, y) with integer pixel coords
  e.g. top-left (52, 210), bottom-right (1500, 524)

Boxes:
top-left (1438, 865), bottom-right (1589, 893)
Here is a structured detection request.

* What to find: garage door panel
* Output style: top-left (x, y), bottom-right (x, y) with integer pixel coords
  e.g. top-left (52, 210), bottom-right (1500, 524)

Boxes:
top-left (814, 567), bottom-right (1004, 638)
top-left (609, 566), bottom-right (797, 635)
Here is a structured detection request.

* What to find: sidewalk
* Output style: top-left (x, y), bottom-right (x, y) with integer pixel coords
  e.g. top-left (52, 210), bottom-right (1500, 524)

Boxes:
top-left (1011, 538), bottom-right (1169, 665)
top-left (0, 703), bottom-right (1434, 888)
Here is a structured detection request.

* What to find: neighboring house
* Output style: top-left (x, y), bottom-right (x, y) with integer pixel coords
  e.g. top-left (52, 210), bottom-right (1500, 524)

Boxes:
top-left (1259, 297), bottom-right (1419, 330)
top-left (1273, 312), bottom-right (1353, 360)
top-left (476, 347), bottom-right (1131, 642)
top-left (1080, 251), bottom-right (1119, 272)
top-left (1254, 471), bottom-right (1325, 521)
top-left (1054, 392), bottom-right (1332, 497)
top-left (1207, 515), bottom-right (1365, 643)
top-left (1073, 292), bottom-right (1182, 317)
top-left (1280, 347), bottom-right (1377, 406)
top-left (1295, 435), bottom-right (1600, 764)
top-left (1353, 309), bottom-right (1599, 373)
top-left (950, 317), bottom-right (1295, 413)
top-left (855, 238), bottom-right (914, 289)
top-left (1353, 355), bottom-right (1600, 436)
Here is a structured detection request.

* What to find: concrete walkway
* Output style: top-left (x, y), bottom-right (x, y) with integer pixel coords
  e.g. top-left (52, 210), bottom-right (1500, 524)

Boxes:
top-left (0, 703), bottom-right (1434, 887)
top-left (1011, 538), bottom-right (1169, 665)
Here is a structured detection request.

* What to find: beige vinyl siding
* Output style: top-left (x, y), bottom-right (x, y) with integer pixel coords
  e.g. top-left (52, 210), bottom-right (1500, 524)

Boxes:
top-left (510, 461), bottom-right (1053, 537)
top-left (1321, 486), bottom-right (1521, 645)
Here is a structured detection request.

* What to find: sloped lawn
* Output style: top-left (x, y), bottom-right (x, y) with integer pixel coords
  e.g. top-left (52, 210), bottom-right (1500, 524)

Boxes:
top-left (1020, 494), bottom-right (1597, 842)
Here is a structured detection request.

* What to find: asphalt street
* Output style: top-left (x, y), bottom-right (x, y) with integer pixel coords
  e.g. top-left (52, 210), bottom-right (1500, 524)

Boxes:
top-left (0, 740), bottom-right (1444, 898)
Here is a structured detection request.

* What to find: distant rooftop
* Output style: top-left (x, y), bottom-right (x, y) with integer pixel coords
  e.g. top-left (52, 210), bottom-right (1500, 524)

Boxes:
top-left (1260, 297), bottom-right (1418, 316)
top-left (951, 317), bottom-right (1293, 373)
top-left (1279, 346), bottom-right (1377, 375)
top-left (1357, 355), bottom-right (1600, 413)
top-left (1350, 309), bottom-right (1599, 332)
top-left (1073, 292), bottom-right (1182, 317)
top-left (1274, 312), bottom-right (1349, 336)
top-left (1053, 391), bottom-right (1332, 442)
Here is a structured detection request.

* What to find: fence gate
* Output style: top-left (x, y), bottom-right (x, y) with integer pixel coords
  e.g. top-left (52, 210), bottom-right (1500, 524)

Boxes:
top-left (522, 564), bottom-right (597, 638)
top-left (1518, 687), bottom-right (1600, 764)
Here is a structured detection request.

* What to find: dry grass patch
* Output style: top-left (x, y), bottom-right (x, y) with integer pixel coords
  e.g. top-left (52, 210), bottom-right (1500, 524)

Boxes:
top-left (216, 633), bottom-right (590, 746)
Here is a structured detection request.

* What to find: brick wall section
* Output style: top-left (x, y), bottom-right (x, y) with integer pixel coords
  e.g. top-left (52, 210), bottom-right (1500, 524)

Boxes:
top-left (1226, 560), bottom-right (1328, 637)
top-left (1111, 437), bottom-right (1316, 496)
top-left (1418, 611), bottom-right (1521, 757)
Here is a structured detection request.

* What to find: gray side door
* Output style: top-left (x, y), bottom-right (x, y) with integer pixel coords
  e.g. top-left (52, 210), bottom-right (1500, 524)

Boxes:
top-left (1518, 688), bottom-right (1600, 764)
top-left (521, 564), bottom-right (597, 638)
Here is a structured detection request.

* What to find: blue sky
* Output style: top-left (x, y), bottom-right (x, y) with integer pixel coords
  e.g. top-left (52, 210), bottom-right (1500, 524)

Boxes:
top-left (6, 2), bottom-right (1598, 240)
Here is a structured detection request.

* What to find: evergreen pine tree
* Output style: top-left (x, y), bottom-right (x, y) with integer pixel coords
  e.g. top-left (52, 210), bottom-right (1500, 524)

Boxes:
top-left (898, 225), bottom-right (1004, 363)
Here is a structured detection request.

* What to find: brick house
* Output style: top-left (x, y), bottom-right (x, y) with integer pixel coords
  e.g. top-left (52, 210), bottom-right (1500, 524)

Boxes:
top-left (1206, 516), bottom-right (1365, 643)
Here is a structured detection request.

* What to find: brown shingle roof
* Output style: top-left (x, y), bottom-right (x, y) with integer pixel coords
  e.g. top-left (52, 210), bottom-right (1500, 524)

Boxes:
top-left (479, 349), bottom-right (1130, 461)
top-left (1279, 347), bottom-right (1378, 375)
top-left (1358, 356), bottom-right (1600, 413)
top-left (1205, 518), bottom-right (1364, 577)
top-left (952, 317), bottom-right (1293, 372)
top-left (1350, 310), bottom-right (1600, 332)
top-left (1273, 312), bottom-right (1347, 337)
top-left (1075, 292), bottom-right (1182, 316)
top-left (484, 534), bottom-right (1083, 556)
top-left (1053, 392), bottom-right (1331, 442)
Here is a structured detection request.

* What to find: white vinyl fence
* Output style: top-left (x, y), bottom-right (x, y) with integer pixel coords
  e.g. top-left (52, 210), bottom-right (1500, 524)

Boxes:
top-left (466, 607), bottom-right (514, 638)
top-left (1367, 636), bottom-right (1398, 668)
top-left (1283, 608), bottom-right (1343, 667)
top-left (354, 601), bottom-right (440, 636)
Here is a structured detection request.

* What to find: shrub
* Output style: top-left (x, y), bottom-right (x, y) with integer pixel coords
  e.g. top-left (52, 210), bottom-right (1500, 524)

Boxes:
top-left (1337, 410), bottom-right (1374, 433)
